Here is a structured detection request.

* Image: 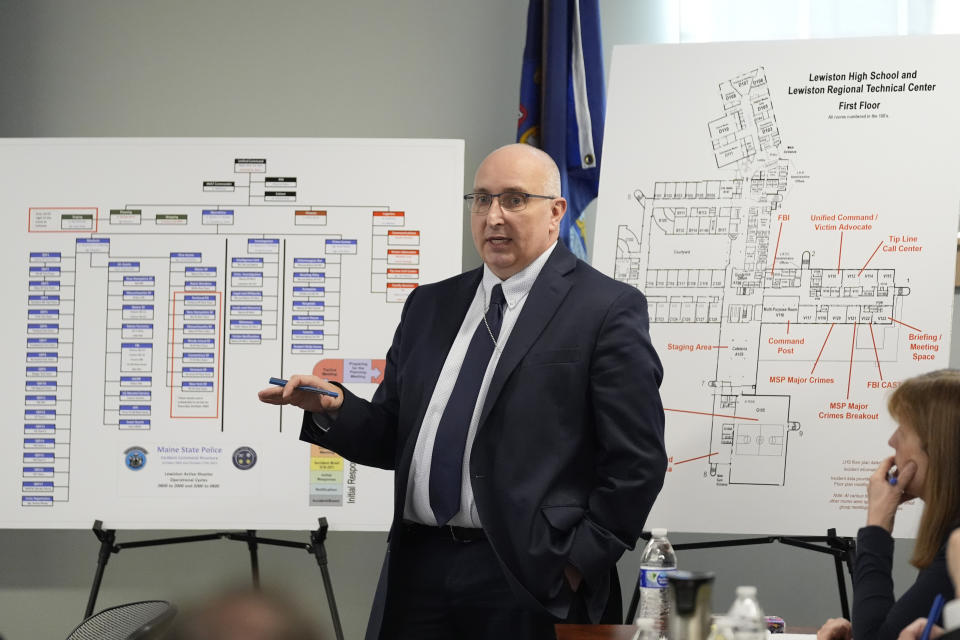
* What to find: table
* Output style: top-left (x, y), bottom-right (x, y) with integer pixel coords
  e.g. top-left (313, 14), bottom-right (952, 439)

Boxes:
top-left (554, 626), bottom-right (638, 640)
top-left (554, 624), bottom-right (819, 639)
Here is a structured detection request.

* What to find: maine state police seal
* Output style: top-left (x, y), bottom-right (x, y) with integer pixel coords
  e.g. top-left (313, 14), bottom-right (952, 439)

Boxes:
top-left (124, 446), bottom-right (148, 471)
top-left (232, 446), bottom-right (257, 470)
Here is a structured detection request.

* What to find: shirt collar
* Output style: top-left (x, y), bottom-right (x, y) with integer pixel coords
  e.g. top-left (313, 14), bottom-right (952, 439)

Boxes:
top-left (481, 241), bottom-right (558, 309)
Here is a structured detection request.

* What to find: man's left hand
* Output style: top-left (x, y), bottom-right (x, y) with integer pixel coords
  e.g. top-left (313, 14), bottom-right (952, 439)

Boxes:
top-left (897, 617), bottom-right (944, 639)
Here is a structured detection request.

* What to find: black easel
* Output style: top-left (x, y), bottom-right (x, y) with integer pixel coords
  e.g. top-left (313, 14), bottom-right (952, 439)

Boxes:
top-left (85, 518), bottom-right (344, 640)
top-left (625, 528), bottom-right (856, 624)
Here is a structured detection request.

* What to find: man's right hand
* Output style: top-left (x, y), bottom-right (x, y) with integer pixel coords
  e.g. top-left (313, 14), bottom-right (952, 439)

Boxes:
top-left (817, 617), bottom-right (852, 640)
top-left (258, 374), bottom-right (343, 414)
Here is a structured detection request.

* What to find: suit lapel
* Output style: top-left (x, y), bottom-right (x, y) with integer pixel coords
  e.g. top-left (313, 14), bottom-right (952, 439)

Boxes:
top-left (476, 246), bottom-right (576, 431)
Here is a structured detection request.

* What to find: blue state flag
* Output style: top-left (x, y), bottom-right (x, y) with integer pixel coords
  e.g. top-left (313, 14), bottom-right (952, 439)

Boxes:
top-left (517, 0), bottom-right (605, 262)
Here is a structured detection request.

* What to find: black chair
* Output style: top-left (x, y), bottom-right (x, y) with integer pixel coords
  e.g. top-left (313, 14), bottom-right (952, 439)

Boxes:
top-left (65, 600), bottom-right (175, 640)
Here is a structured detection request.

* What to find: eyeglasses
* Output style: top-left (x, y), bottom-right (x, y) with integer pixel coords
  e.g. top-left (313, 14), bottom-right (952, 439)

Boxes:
top-left (463, 191), bottom-right (555, 214)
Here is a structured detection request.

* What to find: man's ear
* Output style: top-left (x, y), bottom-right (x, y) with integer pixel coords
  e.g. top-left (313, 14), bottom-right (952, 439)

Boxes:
top-left (551, 198), bottom-right (568, 229)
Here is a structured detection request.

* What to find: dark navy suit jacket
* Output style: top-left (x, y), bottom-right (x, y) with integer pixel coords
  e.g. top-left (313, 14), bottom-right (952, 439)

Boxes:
top-left (301, 244), bottom-right (667, 624)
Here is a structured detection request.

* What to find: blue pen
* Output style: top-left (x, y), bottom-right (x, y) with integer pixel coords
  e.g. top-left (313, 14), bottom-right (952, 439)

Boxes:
top-left (887, 464), bottom-right (899, 486)
top-left (920, 593), bottom-right (945, 640)
top-left (269, 377), bottom-right (339, 398)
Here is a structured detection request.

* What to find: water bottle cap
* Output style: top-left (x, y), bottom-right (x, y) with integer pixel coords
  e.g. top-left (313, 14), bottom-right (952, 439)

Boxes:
top-left (736, 586), bottom-right (758, 597)
top-left (651, 527), bottom-right (668, 537)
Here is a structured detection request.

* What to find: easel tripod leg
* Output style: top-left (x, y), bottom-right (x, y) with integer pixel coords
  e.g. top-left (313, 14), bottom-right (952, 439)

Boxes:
top-left (311, 517), bottom-right (344, 640)
top-left (246, 529), bottom-right (260, 589)
top-left (85, 520), bottom-right (117, 619)
top-left (827, 528), bottom-right (852, 620)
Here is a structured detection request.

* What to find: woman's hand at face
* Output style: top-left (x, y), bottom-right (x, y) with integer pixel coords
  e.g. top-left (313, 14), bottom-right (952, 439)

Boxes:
top-left (866, 456), bottom-right (917, 533)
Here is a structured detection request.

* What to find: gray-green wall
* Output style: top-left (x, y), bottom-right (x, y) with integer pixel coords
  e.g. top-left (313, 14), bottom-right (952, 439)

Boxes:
top-left (0, 2), bottom-right (947, 638)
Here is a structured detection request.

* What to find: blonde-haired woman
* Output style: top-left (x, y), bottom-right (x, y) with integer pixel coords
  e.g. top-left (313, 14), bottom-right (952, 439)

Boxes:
top-left (819, 369), bottom-right (960, 640)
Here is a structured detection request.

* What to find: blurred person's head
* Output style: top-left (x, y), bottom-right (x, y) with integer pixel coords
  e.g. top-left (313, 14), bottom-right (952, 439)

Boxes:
top-left (164, 587), bottom-right (322, 640)
top-left (886, 369), bottom-right (960, 568)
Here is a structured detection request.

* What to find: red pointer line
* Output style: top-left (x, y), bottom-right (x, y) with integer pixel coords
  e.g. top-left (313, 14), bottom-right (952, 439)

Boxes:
top-left (847, 322), bottom-right (857, 400)
top-left (838, 231), bottom-right (843, 274)
top-left (869, 323), bottom-right (883, 381)
top-left (665, 408), bottom-right (759, 422)
top-left (675, 452), bottom-right (719, 465)
top-left (811, 323), bottom-right (836, 375)
top-left (858, 241), bottom-right (884, 276)
top-left (889, 316), bottom-right (923, 332)
top-left (770, 222), bottom-right (783, 277)
top-left (787, 319), bottom-right (790, 334)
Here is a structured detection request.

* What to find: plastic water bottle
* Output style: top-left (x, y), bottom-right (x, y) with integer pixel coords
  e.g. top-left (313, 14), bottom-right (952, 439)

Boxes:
top-left (707, 616), bottom-right (734, 640)
top-left (632, 617), bottom-right (657, 640)
top-left (726, 586), bottom-right (766, 640)
top-left (636, 528), bottom-right (677, 637)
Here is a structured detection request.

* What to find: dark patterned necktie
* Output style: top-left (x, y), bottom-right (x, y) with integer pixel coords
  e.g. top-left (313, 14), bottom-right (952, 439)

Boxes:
top-left (428, 284), bottom-right (506, 525)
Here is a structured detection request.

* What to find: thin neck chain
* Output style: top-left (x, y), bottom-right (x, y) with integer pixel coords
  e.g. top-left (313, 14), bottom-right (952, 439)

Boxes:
top-left (481, 284), bottom-right (502, 350)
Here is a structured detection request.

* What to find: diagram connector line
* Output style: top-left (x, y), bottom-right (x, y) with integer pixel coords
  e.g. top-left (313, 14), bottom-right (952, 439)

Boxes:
top-left (869, 323), bottom-right (883, 380)
top-left (847, 322), bottom-right (857, 400)
top-left (838, 231), bottom-right (843, 274)
top-left (889, 316), bottom-right (923, 332)
top-left (857, 241), bottom-right (884, 276)
top-left (811, 323), bottom-right (836, 375)
top-left (665, 408), bottom-right (759, 422)
top-left (674, 452), bottom-right (719, 465)
top-left (770, 222), bottom-right (783, 277)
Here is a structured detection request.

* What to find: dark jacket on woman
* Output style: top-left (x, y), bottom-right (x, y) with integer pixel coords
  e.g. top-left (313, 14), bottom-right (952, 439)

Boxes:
top-left (852, 525), bottom-right (954, 640)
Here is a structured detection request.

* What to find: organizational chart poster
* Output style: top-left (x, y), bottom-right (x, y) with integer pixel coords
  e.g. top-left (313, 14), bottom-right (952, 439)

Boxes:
top-left (0, 138), bottom-right (463, 530)
top-left (595, 36), bottom-right (960, 535)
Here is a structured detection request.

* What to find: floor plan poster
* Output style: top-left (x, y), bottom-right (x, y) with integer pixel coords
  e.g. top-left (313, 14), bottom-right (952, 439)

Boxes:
top-left (595, 37), bottom-right (960, 536)
top-left (0, 138), bottom-right (463, 530)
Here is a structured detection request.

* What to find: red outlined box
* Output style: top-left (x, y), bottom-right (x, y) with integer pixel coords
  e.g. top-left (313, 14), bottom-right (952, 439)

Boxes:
top-left (169, 291), bottom-right (222, 419)
top-left (294, 210), bottom-right (327, 226)
top-left (385, 282), bottom-right (417, 303)
top-left (386, 268), bottom-right (419, 279)
top-left (373, 211), bottom-right (405, 227)
top-left (387, 230), bottom-right (420, 245)
top-left (387, 249), bottom-right (420, 265)
top-left (28, 207), bottom-right (99, 233)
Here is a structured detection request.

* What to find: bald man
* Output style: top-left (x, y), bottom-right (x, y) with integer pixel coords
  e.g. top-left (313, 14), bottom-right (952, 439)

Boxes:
top-left (260, 144), bottom-right (666, 639)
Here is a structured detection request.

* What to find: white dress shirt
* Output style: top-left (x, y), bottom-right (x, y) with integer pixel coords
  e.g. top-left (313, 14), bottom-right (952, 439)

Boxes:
top-left (403, 242), bottom-right (558, 527)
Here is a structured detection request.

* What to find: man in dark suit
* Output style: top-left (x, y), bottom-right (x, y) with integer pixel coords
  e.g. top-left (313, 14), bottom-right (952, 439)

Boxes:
top-left (259, 144), bottom-right (666, 639)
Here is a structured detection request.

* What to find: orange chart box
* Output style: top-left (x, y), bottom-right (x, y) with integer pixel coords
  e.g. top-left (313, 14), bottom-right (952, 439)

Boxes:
top-left (386, 282), bottom-right (417, 302)
top-left (387, 230), bottom-right (420, 246)
top-left (295, 210), bottom-right (327, 226)
top-left (387, 249), bottom-right (419, 265)
top-left (373, 211), bottom-right (405, 227)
